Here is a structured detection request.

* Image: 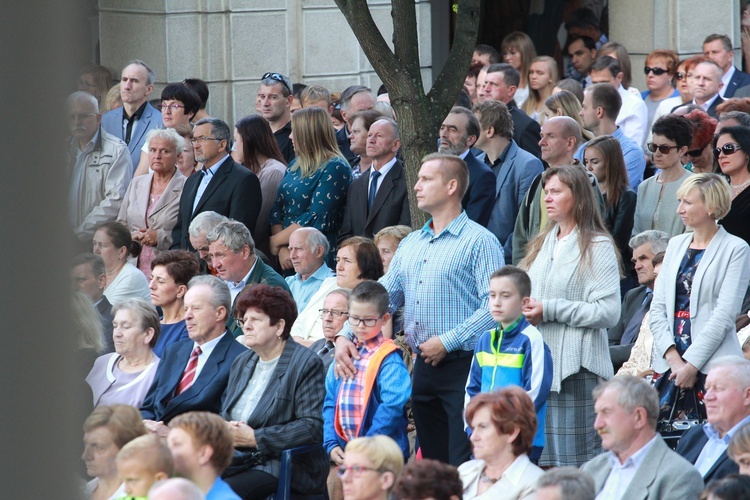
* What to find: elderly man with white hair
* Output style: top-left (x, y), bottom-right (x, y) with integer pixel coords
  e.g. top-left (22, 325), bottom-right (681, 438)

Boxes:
top-left (67, 91), bottom-right (132, 244)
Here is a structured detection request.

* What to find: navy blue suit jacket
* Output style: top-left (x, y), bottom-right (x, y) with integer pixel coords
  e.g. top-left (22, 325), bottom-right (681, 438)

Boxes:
top-left (462, 150), bottom-right (496, 227)
top-left (171, 155), bottom-right (262, 250)
top-left (140, 332), bottom-right (248, 423)
top-left (483, 141), bottom-right (543, 263)
top-left (724, 66), bottom-right (750, 99)
top-left (675, 424), bottom-right (738, 484)
top-left (101, 103), bottom-right (163, 168)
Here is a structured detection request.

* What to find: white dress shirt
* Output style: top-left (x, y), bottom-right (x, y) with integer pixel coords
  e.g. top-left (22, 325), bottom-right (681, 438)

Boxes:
top-left (597, 435), bottom-right (658, 500)
top-left (191, 331), bottom-right (227, 381)
top-left (616, 85), bottom-right (649, 147)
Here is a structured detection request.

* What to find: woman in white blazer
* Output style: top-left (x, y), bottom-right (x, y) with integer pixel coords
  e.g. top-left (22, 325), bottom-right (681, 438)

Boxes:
top-left (650, 174), bottom-right (750, 394)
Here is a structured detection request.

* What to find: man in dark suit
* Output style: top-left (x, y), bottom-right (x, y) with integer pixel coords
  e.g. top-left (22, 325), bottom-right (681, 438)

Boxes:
top-left (339, 118), bottom-right (411, 241)
top-left (608, 230), bottom-right (669, 372)
top-left (704, 34), bottom-right (750, 99)
top-left (141, 275), bottom-right (248, 434)
top-left (438, 107), bottom-right (495, 227)
top-left (100, 60), bottom-right (163, 168)
top-left (472, 100), bottom-right (543, 263)
top-left (71, 253), bottom-right (115, 353)
top-left (171, 118), bottom-right (262, 251)
top-left (690, 60), bottom-right (725, 119)
top-left (676, 357), bottom-right (750, 484)
top-left (335, 85), bottom-right (375, 166)
top-left (482, 63), bottom-right (542, 158)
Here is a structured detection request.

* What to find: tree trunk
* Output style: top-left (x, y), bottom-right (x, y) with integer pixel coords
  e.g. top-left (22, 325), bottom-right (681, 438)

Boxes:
top-left (334, 0), bottom-right (481, 228)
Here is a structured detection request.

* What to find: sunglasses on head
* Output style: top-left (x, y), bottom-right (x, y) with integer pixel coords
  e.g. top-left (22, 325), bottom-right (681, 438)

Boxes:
top-left (685, 143), bottom-right (707, 158)
top-left (261, 72), bottom-right (291, 93)
top-left (647, 143), bottom-right (679, 154)
top-left (715, 143), bottom-right (743, 157)
top-left (644, 66), bottom-right (669, 76)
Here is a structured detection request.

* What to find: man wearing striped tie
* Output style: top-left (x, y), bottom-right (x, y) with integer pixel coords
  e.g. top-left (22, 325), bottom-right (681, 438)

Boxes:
top-left (141, 275), bottom-right (247, 436)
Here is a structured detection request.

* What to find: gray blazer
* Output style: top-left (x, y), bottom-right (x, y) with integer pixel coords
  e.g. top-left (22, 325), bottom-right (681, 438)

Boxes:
top-left (220, 339), bottom-right (328, 494)
top-left (582, 435), bottom-right (703, 500)
top-left (650, 227), bottom-right (750, 374)
top-left (117, 169), bottom-right (186, 250)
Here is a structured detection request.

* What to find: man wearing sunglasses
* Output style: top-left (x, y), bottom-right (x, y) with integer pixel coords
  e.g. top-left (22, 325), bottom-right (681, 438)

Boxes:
top-left (641, 50), bottom-right (680, 134)
top-left (703, 34), bottom-right (750, 99)
top-left (256, 72), bottom-right (295, 164)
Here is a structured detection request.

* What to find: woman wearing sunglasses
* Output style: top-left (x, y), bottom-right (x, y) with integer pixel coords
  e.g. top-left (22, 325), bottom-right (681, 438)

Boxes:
top-left (716, 126), bottom-right (750, 245)
top-left (633, 115), bottom-right (694, 237)
top-left (648, 56), bottom-right (705, 146)
top-left (682, 109), bottom-right (718, 174)
top-left (641, 50), bottom-right (680, 133)
top-left (650, 173), bottom-right (750, 414)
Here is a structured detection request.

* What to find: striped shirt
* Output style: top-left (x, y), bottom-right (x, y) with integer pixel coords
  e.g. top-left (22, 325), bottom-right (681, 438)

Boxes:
top-left (379, 211), bottom-right (504, 352)
top-left (338, 332), bottom-right (386, 441)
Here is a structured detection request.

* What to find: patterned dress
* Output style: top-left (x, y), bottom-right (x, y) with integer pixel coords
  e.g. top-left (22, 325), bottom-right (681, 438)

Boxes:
top-left (269, 156), bottom-right (351, 266)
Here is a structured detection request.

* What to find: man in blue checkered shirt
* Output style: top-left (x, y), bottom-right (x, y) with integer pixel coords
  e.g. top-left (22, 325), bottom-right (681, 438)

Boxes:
top-left (335, 152), bottom-right (504, 466)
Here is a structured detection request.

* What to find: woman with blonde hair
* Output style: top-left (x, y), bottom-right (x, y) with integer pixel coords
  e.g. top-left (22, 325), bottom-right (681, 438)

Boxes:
top-left (522, 56), bottom-right (559, 123)
top-left (729, 423), bottom-right (750, 475)
top-left (338, 435), bottom-right (404, 500)
top-left (270, 106), bottom-right (352, 269)
top-left (520, 165), bottom-right (621, 467)
top-left (542, 90), bottom-right (594, 141)
top-left (501, 32), bottom-right (537, 107)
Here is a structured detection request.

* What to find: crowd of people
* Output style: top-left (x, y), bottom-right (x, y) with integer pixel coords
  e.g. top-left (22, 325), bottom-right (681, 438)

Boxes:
top-left (70, 5), bottom-right (750, 500)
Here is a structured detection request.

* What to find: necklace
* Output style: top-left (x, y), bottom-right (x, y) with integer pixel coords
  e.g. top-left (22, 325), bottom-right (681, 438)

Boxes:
top-left (149, 174), bottom-right (172, 203)
top-left (480, 469), bottom-right (502, 483)
top-left (731, 177), bottom-right (750, 199)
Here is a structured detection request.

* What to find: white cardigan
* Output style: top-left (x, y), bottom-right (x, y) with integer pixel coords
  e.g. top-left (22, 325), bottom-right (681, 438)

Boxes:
top-left (526, 227), bottom-right (621, 392)
top-left (650, 227), bottom-right (750, 374)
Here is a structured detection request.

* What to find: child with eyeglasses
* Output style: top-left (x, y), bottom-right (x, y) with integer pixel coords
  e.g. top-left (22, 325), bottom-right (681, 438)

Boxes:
top-left (323, 280), bottom-right (411, 496)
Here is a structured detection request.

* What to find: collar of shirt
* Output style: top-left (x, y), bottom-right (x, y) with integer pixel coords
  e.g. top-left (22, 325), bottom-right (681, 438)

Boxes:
top-left (421, 210), bottom-right (469, 238)
top-left (228, 259), bottom-right (257, 290)
top-left (123, 101), bottom-right (148, 122)
top-left (193, 331), bottom-right (226, 360)
top-left (607, 434), bottom-right (658, 470)
top-left (72, 128), bottom-right (100, 155)
top-left (372, 156), bottom-right (397, 178)
top-left (290, 263), bottom-right (334, 284)
top-left (704, 414), bottom-right (750, 442)
top-left (459, 149), bottom-right (471, 160)
top-left (693, 93), bottom-right (720, 112)
top-left (358, 331), bottom-right (386, 353)
top-left (487, 141), bottom-right (513, 170)
top-left (495, 454), bottom-right (534, 488)
top-left (204, 154), bottom-right (229, 174)
top-left (721, 65), bottom-right (736, 97)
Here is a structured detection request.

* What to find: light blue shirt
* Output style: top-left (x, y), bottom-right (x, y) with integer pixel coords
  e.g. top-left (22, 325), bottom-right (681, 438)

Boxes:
top-left (206, 476), bottom-right (241, 500)
top-left (339, 211), bottom-right (503, 352)
top-left (226, 259), bottom-right (258, 305)
top-left (575, 126), bottom-right (647, 191)
top-left (192, 154), bottom-right (228, 214)
top-left (695, 414), bottom-right (750, 476)
top-left (286, 264), bottom-right (335, 311)
top-left (597, 434), bottom-right (658, 499)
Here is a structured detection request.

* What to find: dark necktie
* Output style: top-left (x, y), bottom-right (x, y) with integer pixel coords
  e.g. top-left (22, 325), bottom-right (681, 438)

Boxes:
top-left (368, 169), bottom-right (381, 211)
top-left (317, 340), bottom-right (334, 356)
top-left (621, 292), bottom-right (653, 345)
top-left (176, 346), bottom-right (202, 395)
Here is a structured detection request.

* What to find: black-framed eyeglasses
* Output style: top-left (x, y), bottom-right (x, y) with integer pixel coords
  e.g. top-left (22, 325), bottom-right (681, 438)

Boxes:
top-left (647, 143), bottom-right (679, 154)
top-left (190, 136), bottom-right (222, 144)
top-left (715, 143), bottom-right (743, 157)
top-left (261, 72), bottom-right (291, 93)
top-left (676, 72), bottom-right (687, 81)
top-left (644, 66), bottom-right (669, 76)
top-left (336, 465), bottom-right (383, 477)
top-left (319, 309), bottom-right (348, 319)
top-left (348, 315), bottom-right (382, 327)
top-left (159, 103), bottom-right (186, 113)
top-left (685, 143), bottom-right (707, 158)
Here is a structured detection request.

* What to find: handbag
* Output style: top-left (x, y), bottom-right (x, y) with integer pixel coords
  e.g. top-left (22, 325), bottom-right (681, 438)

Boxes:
top-left (222, 448), bottom-right (266, 478)
top-left (656, 383), bottom-right (706, 450)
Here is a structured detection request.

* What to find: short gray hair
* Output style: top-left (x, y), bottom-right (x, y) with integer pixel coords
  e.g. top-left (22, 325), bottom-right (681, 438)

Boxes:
top-left (67, 91), bottom-right (99, 112)
top-left (125, 59), bottom-right (156, 86)
top-left (536, 467), bottom-right (595, 500)
top-left (628, 230), bottom-right (669, 254)
top-left (188, 211), bottom-right (229, 239)
top-left (194, 117), bottom-right (231, 147)
top-left (149, 478), bottom-right (205, 500)
top-left (592, 375), bottom-right (660, 429)
top-left (146, 128), bottom-right (185, 154)
top-left (205, 220), bottom-right (255, 254)
top-left (327, 288), bottom-right (351, 301)
top-left (340, 85), bottom-right (372, 111)
top-left (187, 275), bottom-right (231, 315)
top-left (260, 73), bottom-right (293, 98)
top-left (709, 356), bottom-right (750, 389)
top-left (112, 298), bottom-right (161, 348)
top-left (293, 227), bottom-right (329, 256)
top-left (720, 111), bottom-right (750, 128)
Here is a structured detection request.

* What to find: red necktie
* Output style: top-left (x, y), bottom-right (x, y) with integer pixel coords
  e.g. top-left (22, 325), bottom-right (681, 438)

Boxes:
top-left (176, 346), bottom-right (202, 395)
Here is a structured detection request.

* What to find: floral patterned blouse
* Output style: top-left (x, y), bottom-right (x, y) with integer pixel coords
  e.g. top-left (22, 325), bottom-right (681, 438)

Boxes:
top-left (269, 156), bottom-right (351, 264)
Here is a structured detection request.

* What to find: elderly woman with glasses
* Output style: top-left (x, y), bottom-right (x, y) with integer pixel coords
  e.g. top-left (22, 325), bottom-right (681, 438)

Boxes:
top-left (220, 284), bottom-right (328, 499)
top-left (633, 115), bottom-right (694, 238)
top-left (338, 436), bottom-right (404, 500)
top-left (715, 126), bottom-right (750, 245)
top-left (118, 128), bottom-right (187, 274)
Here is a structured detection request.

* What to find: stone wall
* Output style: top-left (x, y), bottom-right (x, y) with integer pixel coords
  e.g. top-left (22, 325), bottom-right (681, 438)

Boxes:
top-left (99, 0), bottom-right (433, 125)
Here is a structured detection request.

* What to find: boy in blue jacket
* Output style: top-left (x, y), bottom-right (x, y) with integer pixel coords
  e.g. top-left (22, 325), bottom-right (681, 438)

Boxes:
top-left (465, 265), bottom-right (553, 461)
top-left (323, 280), bottom-right (411, 467)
